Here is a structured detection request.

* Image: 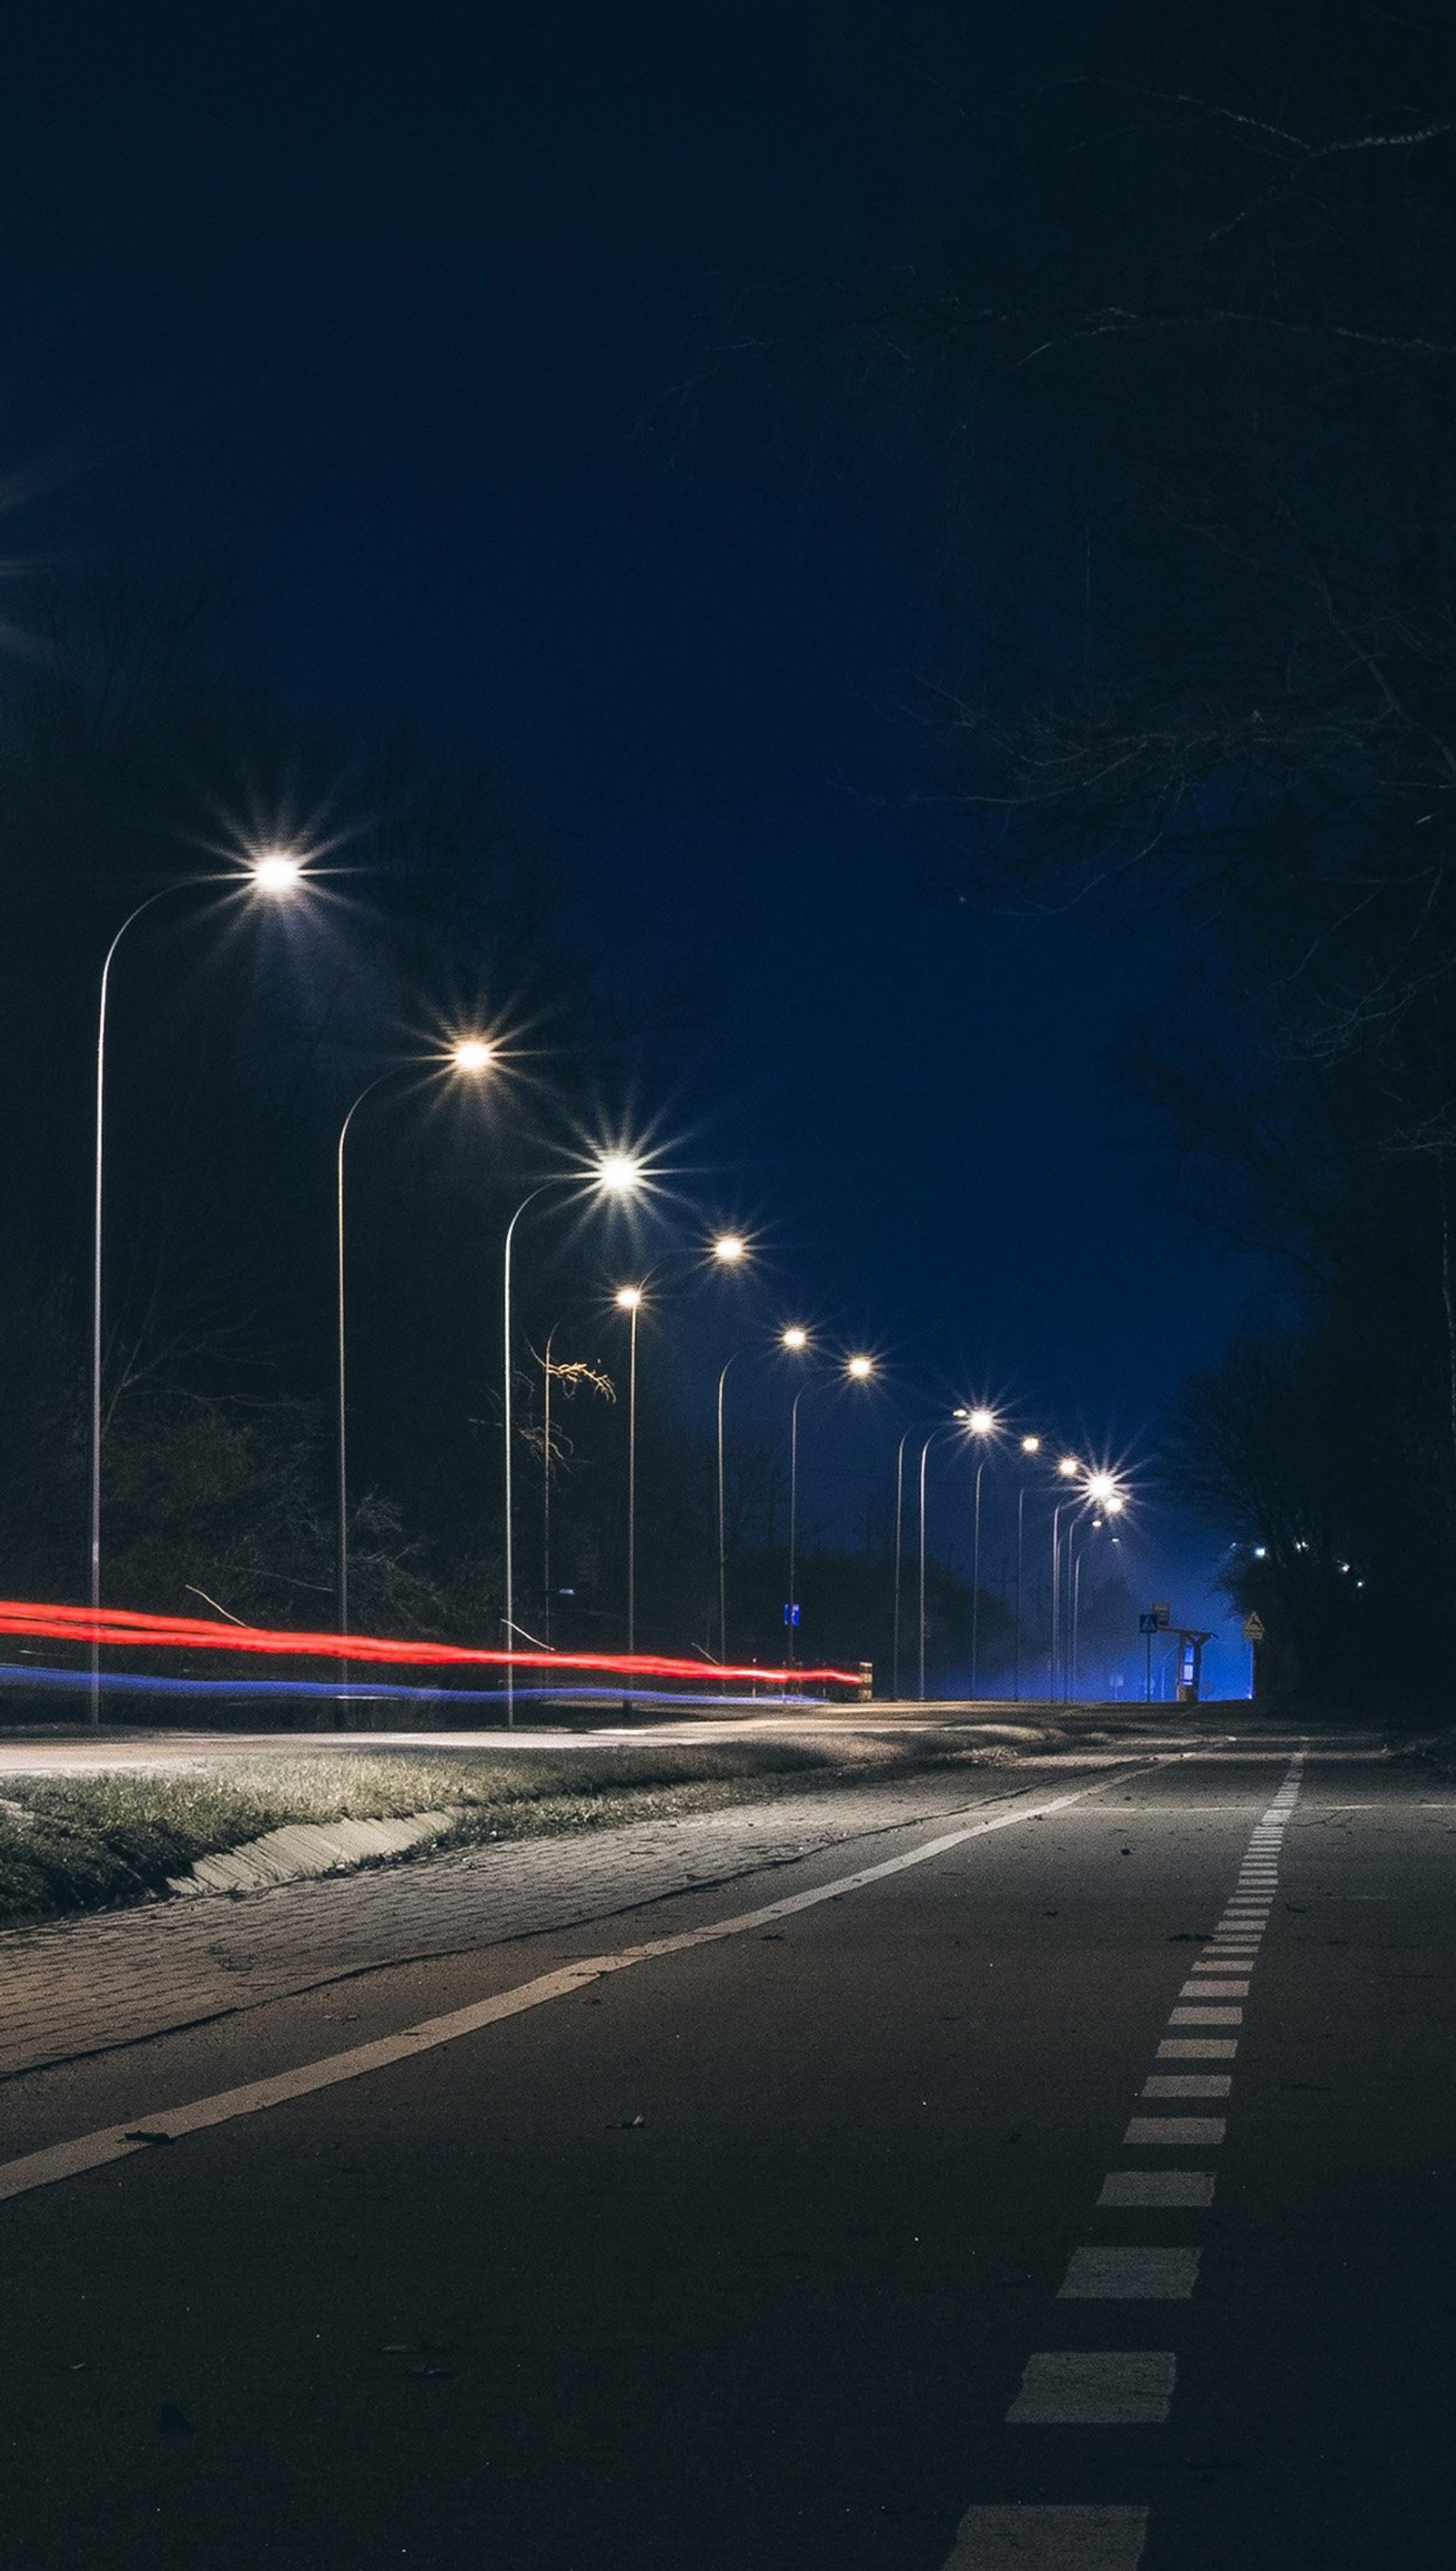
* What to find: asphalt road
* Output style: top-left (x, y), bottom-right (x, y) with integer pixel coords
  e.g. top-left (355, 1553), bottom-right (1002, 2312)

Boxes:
top-left (1, 1724), bottom-right (1451, 2570)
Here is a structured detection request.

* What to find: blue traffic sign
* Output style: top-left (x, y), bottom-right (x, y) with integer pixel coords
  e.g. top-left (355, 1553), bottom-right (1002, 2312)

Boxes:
top-left (783, 1603), bottom-right (800, 1627)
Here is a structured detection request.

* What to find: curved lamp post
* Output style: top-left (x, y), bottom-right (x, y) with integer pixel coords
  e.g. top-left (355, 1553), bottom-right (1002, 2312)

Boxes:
top-left (1049, 1454), bottom-right (1082, 1701)
top-left (335, 1038), bottom-right (496, 1657)
top-left (501, 1152), bottom-right (644, 1725)
top-left (787, 1350), bottom-right (875, 1677)
top-left (715, 1303), bottom-right (794, 1665)
top-left (1013, 1433), bottom-right (1041, 1701)
top-left (89, 850), bottom-right (306, 1725)
top-left (616, 1236), bottom-right (748, 1659)
top-left (953, 1403), bottom-right (999, 1695)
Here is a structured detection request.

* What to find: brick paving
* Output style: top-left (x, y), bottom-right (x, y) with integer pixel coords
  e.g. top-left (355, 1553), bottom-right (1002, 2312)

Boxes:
top-left (0, 1767), bottom-right (1031, 2082)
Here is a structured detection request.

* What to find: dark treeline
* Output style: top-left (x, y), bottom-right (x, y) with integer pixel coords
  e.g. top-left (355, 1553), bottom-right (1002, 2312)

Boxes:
top-left (851, 0), bottom-right (1456, 1706)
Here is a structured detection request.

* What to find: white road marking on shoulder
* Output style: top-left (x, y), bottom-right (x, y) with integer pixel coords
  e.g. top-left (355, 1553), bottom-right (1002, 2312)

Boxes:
top-left (0, 1765), bottom-right (1155, 2208)
top-left (1057, 2247), bottom-right (1199, 2299)
top-left (1006, 2351), bottom-right (1175, 2424)
top-left (943, 2504), bottom-right (1148, 2569)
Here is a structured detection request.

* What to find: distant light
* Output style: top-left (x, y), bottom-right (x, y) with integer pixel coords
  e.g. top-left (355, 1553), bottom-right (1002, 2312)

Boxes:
top-left (781, 1326), bottom-right (809, 1353)
top-left (712, 1234), bottom-right (747, 1264)
top-left (1021, 1434), bottom-right (1041, 1455)
top-left (1253, 1545), bottom-right (1268, 1559)
top-left (595, 1153), bottom-right (644, 1195)
top-left (450, 1038), bottom-right (494, 1075)
top-left (1057, 1455), bottom-right (1081, 1479)
top-left (250, 850), bottom-right (305, 898)
top-left (1104, 1493), bottom-right (1126, 1515)
top-left (845, 1353), bottom-right (875, 1381)
top-left (614, 1284), bottom-right (642, 1311)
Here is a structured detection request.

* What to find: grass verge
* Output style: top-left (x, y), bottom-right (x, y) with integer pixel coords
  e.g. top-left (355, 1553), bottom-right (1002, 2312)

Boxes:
top-left (0, 1737), bottom-right (946, 1928)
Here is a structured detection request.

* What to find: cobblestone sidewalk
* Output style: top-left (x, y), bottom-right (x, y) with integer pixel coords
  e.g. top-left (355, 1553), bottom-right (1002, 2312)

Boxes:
top-left (0, 1767), bottom-right (1035, 2083)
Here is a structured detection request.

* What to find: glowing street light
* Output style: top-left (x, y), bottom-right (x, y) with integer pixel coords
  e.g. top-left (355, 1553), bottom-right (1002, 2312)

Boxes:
top-left (1057, 1453), bottom-right (1081, 1479)
top-left (1013, 1434), bottom-right (1047, 1700)
top-left (501, 1149), bottom-right (648, 1723)
top-left (612, 1285), bottom-right (650, 1651)
top-left (712, 1233), bottom-right (747, 1264)
top-left (334, 1038), bottom-right (497, 1661)
top-left (88, 848), bottom-right (308, 1726)
top-left (249, 848), bottom-right (308, 898)
top-left (712, 1317), bottom-right (802, 1665)
top-left (786, 1351), bottom-right (876, 1675)
top-left (950, 1403), bottom-right (1001, 1693)
top-left (450, 1037), bottom-right (495, 1074)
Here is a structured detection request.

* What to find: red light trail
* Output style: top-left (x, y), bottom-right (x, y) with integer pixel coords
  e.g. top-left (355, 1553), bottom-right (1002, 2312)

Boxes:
top-left (0, 1598), bottom-right (860, 1691)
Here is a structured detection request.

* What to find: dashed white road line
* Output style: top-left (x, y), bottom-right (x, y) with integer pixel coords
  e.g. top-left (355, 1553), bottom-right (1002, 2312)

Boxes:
top-left (945, 2505), bottom-right (1149, 2569)
top-left (1122, 2114), bottom-right (1226, 2146)
top-left (1057, 2247), bottom-right (1199, 2300)
top-left (1006, 2351), bottom-right (1176, 2425)
top-left (1098, 2170), bottom-right (1215, 2207)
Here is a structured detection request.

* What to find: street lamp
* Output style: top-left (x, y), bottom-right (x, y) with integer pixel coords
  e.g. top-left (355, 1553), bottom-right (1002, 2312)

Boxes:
top-left (915, 1424), bottom-right (957, 1702)
top-left (954, 1403), bottom-right (1000, 1694)
top-left (613, 1282), bottom-right (644, 1654)
top-left (787, 1351), bottom-right (875, 1675)
top-left (334, 1037), bottom-right (496, 1665)
top-left (1046, 1458), bottom-right (1081, 1698)
top-left (607, 1233), bottom-right (748, 1664)
top-left (1013, 1434), bottom-right (1041, 1701)
top-left (714, 1312), bottom-right (798, 1665)
top-left (87, 849), bottom-right (308, 1725)
top-left (500, 1150), bottom-right (645, 1724)
top-left (1069, 1500), bottom-right (1122, 1698)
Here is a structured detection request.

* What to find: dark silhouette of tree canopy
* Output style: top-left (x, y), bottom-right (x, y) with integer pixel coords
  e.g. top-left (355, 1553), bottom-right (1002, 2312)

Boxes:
top-left (854, 0), bottom-right (1456, 1699)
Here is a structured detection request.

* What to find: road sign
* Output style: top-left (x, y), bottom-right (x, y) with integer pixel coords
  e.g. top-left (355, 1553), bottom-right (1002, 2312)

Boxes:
top-left (783, 1603), bottom-right (800, 1627)
top-left (1150, 1602), bottom-right (1170, 1628)
top-left (1138, 1612), bottom-right (1160, 1635)
top-left (1242, 1612), bottom-right (1265, 1643)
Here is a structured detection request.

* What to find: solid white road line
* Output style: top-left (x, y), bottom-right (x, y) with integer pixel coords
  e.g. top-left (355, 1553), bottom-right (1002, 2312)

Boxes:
top-left (1097, 2171), bottom-right (1215, 2207)
top-left (1006, 2352), bottom-right (1176, 2425)
top-left (0, 1765), bottom-right (1158, 2209)
top-left (1057, 2247), bottom-right (1199, 2300)
top-left (944, 2504), bottom-right (1148, 2569)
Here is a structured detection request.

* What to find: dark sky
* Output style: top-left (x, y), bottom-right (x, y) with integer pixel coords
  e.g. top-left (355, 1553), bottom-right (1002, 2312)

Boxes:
top-left (3, 1), bottom-right (1263, 1684)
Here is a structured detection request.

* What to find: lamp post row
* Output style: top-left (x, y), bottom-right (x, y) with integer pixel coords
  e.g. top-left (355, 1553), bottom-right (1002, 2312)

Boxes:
top-left (87, 852), bottom-right (1129, 1726)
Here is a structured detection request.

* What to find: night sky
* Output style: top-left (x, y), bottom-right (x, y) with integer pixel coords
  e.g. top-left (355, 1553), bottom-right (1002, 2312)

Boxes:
top-left (4, 2), bottom-right (1263, 1684)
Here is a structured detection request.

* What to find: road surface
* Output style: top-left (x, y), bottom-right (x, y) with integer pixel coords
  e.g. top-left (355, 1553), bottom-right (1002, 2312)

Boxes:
top-left (0, 1718), bottom-right (1450, 2568)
